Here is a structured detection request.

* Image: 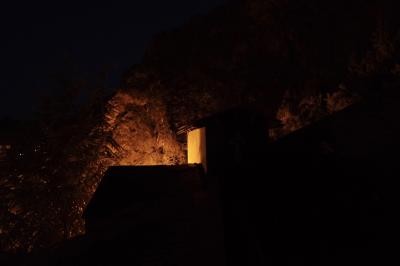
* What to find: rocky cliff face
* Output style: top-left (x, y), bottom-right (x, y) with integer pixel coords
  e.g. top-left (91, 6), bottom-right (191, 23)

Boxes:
top-left (96, 0), bottom-right (400, 176)
top-left (104, 91), bottom-right (185, 166)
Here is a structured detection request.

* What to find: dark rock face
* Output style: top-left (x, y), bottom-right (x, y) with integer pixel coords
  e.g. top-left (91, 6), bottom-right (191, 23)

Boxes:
top-left (120, 0), bottom-right (400, 137)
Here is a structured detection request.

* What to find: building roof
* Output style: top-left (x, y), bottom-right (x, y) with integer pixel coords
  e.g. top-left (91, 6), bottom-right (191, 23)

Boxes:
top-left (177, 106), bottom-right (274, 135)
top-left (83, 164), bottom-right (205, 222)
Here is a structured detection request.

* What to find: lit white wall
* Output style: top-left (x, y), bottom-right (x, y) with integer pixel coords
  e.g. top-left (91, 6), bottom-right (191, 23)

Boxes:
top-left (187, 127), bottom-right (207, 172)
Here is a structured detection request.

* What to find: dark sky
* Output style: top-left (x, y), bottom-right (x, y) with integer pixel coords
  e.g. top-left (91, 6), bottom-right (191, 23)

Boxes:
top-left (0, 1), bottom-right (228, 119)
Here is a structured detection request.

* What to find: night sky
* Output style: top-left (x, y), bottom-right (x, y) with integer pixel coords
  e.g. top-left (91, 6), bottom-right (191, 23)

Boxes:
top-left (0, 1), bottom-right (228, 119)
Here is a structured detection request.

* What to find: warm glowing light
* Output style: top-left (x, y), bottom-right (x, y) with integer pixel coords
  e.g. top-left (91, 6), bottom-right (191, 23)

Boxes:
top-left (187, 127), bottom-right (207, 172)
